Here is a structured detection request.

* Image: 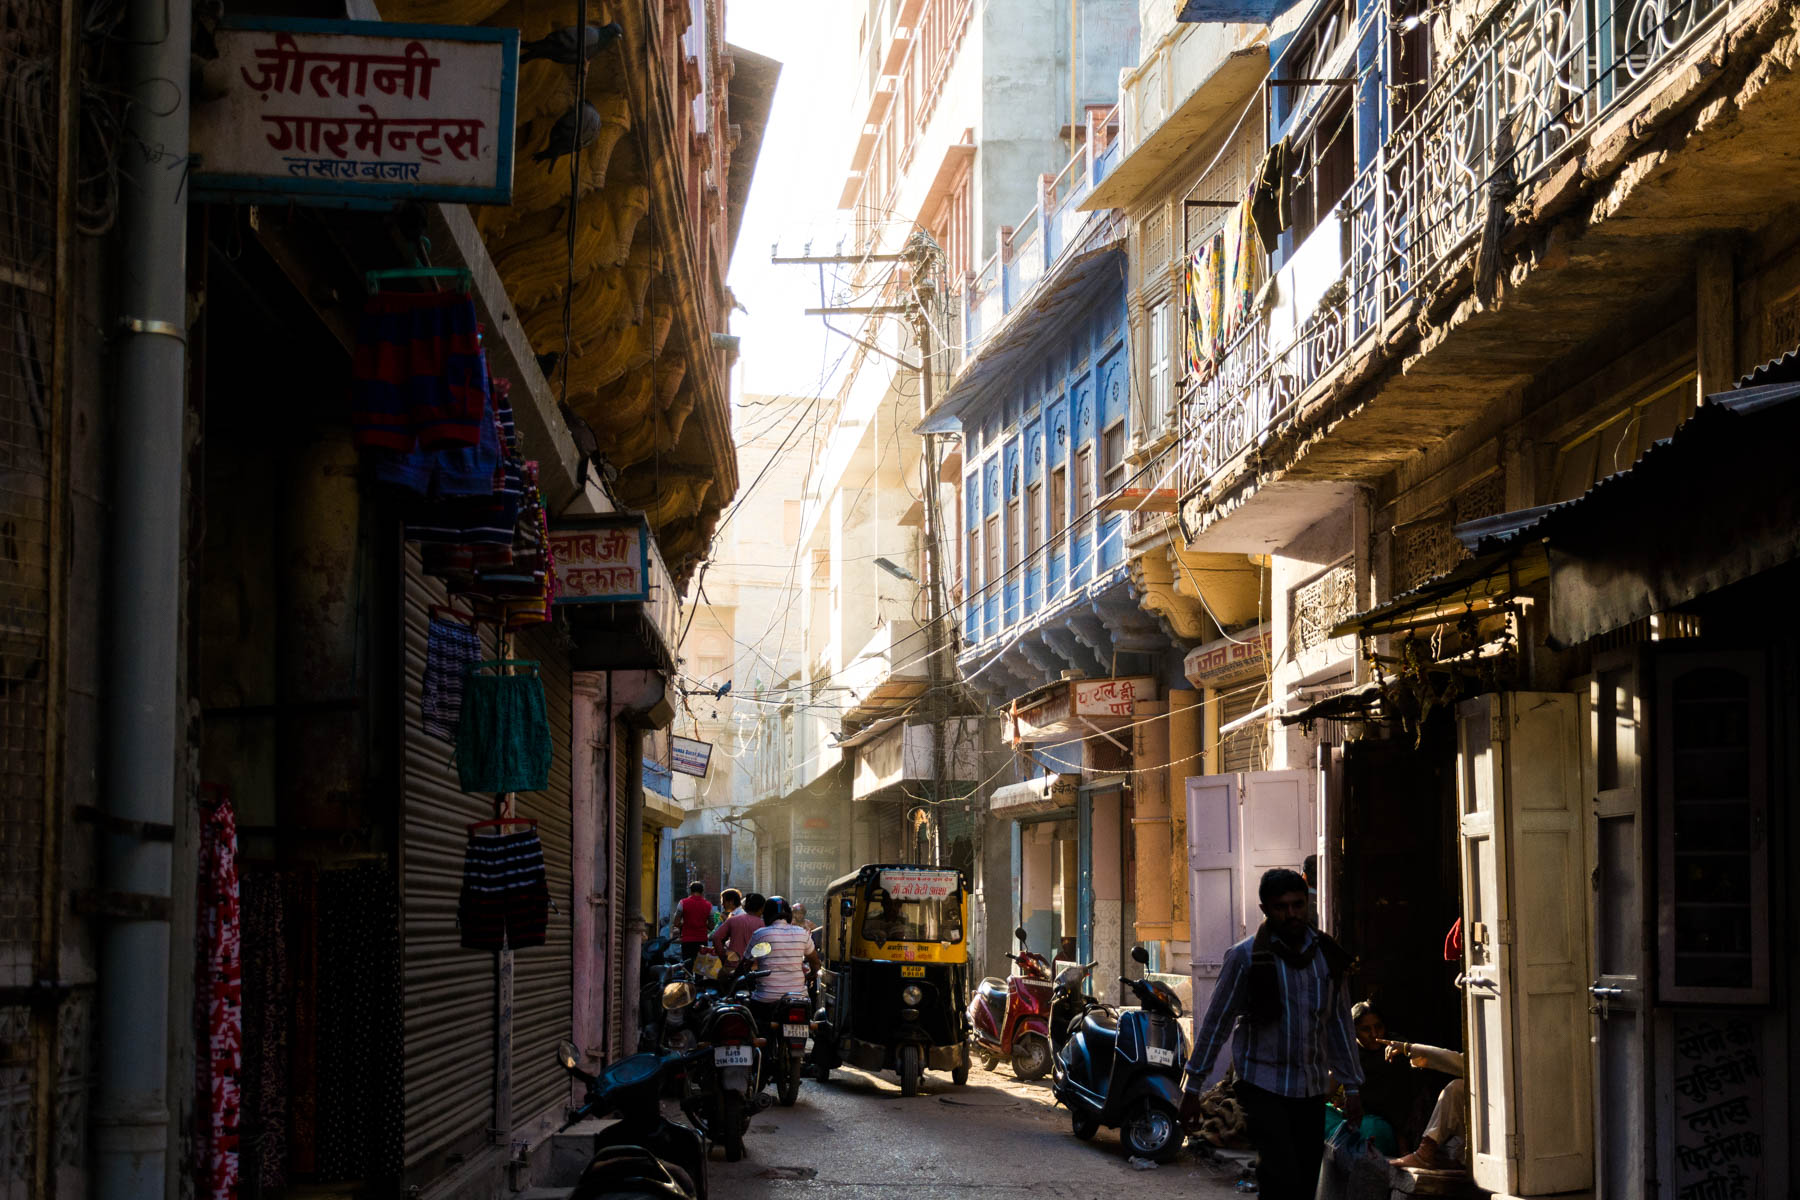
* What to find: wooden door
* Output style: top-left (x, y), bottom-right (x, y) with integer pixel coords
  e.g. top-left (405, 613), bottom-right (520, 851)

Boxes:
top-left (1457, 692), bottom-right (1592, 1197)
top-left (1185, 773), bottom-right (1239, 1089)
top-left (1240, 769), bottom-right (1316, 938)
top-left (1585, 655), bottom-right (1650, 1200)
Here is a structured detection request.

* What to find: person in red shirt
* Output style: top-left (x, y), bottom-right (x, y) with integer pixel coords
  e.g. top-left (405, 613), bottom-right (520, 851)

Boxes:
top-left (711, 892), bottom-right (766, 962)
top-left (672, 881), bottom-right (714, 965)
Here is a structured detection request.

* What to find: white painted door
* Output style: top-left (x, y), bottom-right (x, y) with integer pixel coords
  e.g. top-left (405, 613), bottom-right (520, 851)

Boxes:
top-left (1457, 692), bottom-right (1593, 1197)
top-left (1185, 774), bottom-right (1239, 1089)
top-left (1585, 656), bottom-right (1649, 1200)
top-left (1240, 769), bottom-right (1317, 938)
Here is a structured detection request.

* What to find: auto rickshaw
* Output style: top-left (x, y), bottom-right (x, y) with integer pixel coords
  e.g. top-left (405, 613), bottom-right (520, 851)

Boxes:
top-left (810, 863), bottom-right (972, 1095)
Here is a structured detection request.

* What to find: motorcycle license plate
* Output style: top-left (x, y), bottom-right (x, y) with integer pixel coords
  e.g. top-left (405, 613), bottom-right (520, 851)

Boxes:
top-left (900, 964), bottom-right (925, 977)
top-left (713, 1045), bottom-right (754, 1067)
top-left (783, 1024), bottom-right (810, 1038)
top-left (1145, 1046), bottom-right (1175, 1066)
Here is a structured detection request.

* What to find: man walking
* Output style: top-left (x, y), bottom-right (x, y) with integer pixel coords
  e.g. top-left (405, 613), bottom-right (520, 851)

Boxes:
top-left (671, 881), bottom-right (714, 966)
top-left (1179, 868), bottom-right (1362, 1199)
top-left (712, 892), bottom-right (766, 961)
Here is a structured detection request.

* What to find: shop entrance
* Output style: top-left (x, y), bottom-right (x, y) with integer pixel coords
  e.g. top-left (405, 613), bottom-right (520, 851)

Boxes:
top-left (1335, 717), bottom-right (1461, 1150)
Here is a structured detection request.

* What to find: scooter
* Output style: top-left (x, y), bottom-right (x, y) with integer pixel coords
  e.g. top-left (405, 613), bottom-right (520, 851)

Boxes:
top-left (556, 1039), bottom-right (706, 1199)
top-left (967, 925), bottom-right (1056, 1079)
top-left (1048, 959), bottom-right (1102, 1053)
top-left (1051, 945), bottom-right (1189, 1162)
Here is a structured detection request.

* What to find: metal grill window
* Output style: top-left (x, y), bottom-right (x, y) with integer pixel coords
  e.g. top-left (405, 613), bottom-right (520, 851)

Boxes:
top-left (1290, 559), bottom-right (1358, 655)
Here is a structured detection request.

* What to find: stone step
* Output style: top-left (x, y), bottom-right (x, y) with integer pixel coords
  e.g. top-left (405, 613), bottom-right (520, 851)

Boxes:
top-left (546, 1116), bottom-right (618, 1187)
top-left (1389, 1165), bottom-right (1476, 1196)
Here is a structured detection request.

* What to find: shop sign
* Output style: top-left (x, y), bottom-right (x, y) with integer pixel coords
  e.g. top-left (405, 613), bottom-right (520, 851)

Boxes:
top-left (1073, 676), bottom-right (1152, 717)
top-left (669, 736), bottom-right (712, 778)
top-left (1184, 625), bottom-right (1272, 688)
top-left (880, 869), bottom-right (959, 900)
top-left (549, 516), bottom-right (652, 604)
top-left (790, 816), bottom-right (839, 909)
top-left (191, 16), bottom-right (518, 207)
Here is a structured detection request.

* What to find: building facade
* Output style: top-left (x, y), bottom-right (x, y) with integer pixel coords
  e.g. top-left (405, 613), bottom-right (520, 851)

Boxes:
top-left (1163, 0), bottom-right (1800, 1191)
top-left (0, 0), bottom-right (770, 1195)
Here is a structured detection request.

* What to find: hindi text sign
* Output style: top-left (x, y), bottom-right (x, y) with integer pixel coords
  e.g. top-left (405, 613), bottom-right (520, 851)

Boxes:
top-left (549, 516), bottom-right (652, 604)
top-left (1073, 676), bottom-right (1152, 717)
top-left (670, 736), bottom-right (712, 778)
top-left (192, 16), bottom-right (517, 206)
top-left (880, 869), bottom-right (960, 900)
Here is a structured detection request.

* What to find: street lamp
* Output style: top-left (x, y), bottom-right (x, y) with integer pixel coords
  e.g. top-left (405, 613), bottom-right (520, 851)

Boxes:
top-left (873, 556), bottom-right (917, 582)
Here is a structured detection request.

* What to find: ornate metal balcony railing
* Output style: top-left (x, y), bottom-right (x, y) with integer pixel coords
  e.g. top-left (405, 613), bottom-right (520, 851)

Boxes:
top-left (1177, 0), bottom-right (1728, 497)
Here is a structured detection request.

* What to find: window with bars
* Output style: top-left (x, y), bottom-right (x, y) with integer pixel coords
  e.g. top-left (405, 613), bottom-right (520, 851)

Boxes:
top-left (984, 515), bottom-right (1001, 592)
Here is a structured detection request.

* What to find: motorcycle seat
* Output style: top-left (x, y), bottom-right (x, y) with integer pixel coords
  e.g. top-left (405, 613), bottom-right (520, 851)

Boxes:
top-left (1080, 1008), bottom-right (1119, 1055)
top-left (977, 977), bottom-right (1009, 1005)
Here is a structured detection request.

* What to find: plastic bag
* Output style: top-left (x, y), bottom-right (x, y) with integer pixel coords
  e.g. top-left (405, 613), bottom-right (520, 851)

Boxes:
top-left (1315, 1121), bottom-right (1391, 1200)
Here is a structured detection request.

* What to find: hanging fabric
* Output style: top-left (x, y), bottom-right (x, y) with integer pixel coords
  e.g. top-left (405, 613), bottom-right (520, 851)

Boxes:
top-left (195, 786), bottom-right (243, 1200)
top-left (1250, 135), bottom-right (1293, 255)
top-left (1187, 230), bottom-right (1228, 380)
top-left (350, 289), bottom-right (488, 452)
top-left (422, 612), bottom-right (481, 743)
top-left (239, 866), bottom-right (289, 1189)
top-left (1222, 183), bottom-right (1266, 338)
top-left (314, 863), bottom-right (404, 1180)
top-left (457, 823), bottom-right (551, 950)
top-left (456, 660), bottom-right (552, 793)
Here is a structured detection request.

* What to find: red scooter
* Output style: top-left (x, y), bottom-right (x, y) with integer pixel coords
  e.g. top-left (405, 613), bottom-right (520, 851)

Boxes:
top-left (966, 926), bottom-right (1055, 1080)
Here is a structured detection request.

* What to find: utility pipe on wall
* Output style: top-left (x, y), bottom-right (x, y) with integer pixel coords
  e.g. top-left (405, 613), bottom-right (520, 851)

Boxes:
top-left (1166, 689), bottom-right (1201, 963)
top-left (96, 0), bottom-right (190, 1188)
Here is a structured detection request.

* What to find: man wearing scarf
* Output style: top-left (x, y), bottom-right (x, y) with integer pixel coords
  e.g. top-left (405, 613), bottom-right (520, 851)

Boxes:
top-left (1178, 868), bottom-right (1362, 1198)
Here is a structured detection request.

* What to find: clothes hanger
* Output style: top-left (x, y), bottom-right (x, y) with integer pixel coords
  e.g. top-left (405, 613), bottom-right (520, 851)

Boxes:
top-left (365, 266), bottom-right (473, 294)
top-left (468, 816), bottom-right (537, 831)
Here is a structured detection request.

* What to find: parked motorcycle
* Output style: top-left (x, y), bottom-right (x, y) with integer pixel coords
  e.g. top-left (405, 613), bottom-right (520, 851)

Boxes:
top-left (745, 938), bottom-right (812, 1108)
top-left (1050, 945), bottom-right (1189, 1162)
top-left (637, 935), bottom-right (681, 1054)
top-left (668, 957), bottom-right (765, 1161)
top-left (967, 925), bottom-right (1055, 1079)
top-left (555, 1039), bottom-right (706, 1199)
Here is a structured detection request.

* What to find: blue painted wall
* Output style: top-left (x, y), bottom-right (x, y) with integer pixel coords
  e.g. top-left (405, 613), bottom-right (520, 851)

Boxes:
top-left (960, 279), bottom-right (1129, 649)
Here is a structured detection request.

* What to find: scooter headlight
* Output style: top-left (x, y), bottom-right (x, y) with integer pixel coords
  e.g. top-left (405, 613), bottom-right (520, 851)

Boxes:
top-left (662, 980), bottom-right (694, 1011)
top-left (901, 984), bottom-right (923, 1006)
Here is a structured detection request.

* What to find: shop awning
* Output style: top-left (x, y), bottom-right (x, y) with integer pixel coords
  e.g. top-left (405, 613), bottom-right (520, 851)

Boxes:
top-left (989, 774), bottom-right (1080, 818)
top-left (1331, 363), bottom-right (1800, 647)
top-left (642, 792), bottom-right (685, 830)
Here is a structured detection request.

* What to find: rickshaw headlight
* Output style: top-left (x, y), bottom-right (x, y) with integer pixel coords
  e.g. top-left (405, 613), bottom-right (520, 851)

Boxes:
top-left (901, 984), bottom-right (923, 1007)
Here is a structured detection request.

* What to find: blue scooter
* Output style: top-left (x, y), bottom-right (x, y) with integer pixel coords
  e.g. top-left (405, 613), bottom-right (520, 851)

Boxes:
top-left (1050, 945), bottom-right (1189, 1162)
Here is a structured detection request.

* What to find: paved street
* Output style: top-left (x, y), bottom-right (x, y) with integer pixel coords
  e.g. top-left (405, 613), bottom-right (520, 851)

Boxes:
top-left (704, 1062), bottom-right (1250, 1198)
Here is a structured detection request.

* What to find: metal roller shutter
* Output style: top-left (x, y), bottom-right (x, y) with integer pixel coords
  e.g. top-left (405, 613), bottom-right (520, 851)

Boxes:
top-left (1220, 682), bottom-right (1269, 775)
top-left (401, 546), bottom-right (498, 1185)
top-left (509, 625), bottom-right (575, 1125)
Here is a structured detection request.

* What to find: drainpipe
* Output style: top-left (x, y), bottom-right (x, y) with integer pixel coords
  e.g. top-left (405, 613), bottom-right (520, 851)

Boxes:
top-left (95, 0), bottom-right (190, 1188)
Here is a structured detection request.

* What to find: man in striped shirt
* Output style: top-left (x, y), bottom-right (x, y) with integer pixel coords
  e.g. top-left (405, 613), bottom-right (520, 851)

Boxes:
top-left (1179, 868), bottom-right (1363, 1200)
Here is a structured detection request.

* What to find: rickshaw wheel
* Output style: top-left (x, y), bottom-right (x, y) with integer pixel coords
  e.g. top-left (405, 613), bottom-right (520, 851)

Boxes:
top-left (898, 1044), bottom-right (922, 1096)
top-left (951, 1063), bottom-right (970, 1086)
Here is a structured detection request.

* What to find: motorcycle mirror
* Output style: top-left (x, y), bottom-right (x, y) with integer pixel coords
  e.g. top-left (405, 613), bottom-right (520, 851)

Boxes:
top-left (1014, 926), bottom-right (1028, 943)
top-left (841, 897), bottom-right (855, 916)
top-left (1131, 945), bottom-right (1149, 965)
top-left (749, 940), bottom-right (773, 959)
top-left (556, 1039), bottom-right (581, 1071)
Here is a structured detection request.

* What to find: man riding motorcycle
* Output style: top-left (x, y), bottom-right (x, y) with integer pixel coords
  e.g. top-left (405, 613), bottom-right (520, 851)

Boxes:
top-left (747, 896), bottom-right (820, 1102)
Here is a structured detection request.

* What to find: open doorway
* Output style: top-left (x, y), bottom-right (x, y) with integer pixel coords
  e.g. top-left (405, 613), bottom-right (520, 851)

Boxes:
top-left (1336, 716), bottom-right (1462, 1151)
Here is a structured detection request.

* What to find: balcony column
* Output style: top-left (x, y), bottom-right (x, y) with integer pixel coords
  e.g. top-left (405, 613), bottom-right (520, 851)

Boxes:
top-left (999, 224), bottom-right (1015, 308)
top-left (1696, 238), bottom-right (1736, 400)
top-left (1166, 688), bottom-right (1202, 974)
top-left (1132, 700), bottom-right (1174, 947)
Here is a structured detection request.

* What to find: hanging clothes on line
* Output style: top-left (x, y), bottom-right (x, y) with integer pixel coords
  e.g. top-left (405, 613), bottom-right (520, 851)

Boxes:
top-left (350, 289), bottom-right (488, 452)
top-left (421, 611), bottom-right (481, 743)
top-left (1250, 135), bottom-right (1293, 255)
top-left (456, 660), bottom-right (552, 793)
top-left (1187, 230), bottom-right (1228, 380)
top-left (457, 822), bottom-right (551, 950)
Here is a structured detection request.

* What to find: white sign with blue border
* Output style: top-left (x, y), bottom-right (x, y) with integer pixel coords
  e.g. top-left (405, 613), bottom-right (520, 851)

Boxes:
top-left (191, 16), bottom-right (518, 208)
